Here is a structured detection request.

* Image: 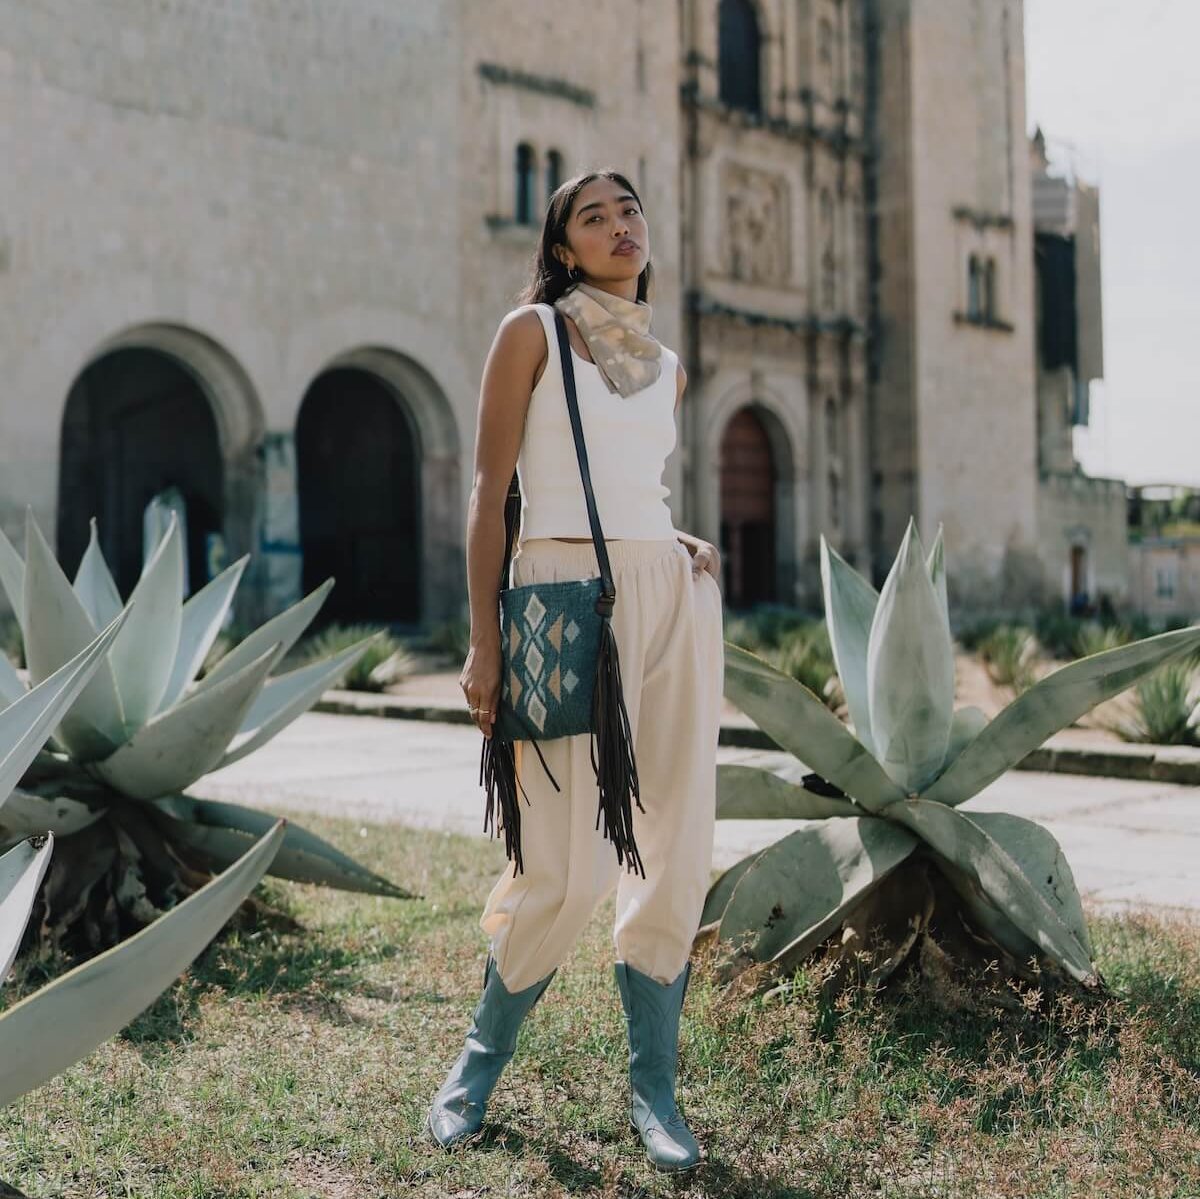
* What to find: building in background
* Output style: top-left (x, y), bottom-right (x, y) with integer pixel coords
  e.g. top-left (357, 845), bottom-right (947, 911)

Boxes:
top-left (678, 0), bottom-right (870, 609)
top-left (1029, 128), bottom-right (1128, 614)
top-left (1127, 486), bottom-right (1200, 622)
top-left (866, 0), bottom-right (1045, 611)
top-left (0, 0), bottom-right (1148, 630)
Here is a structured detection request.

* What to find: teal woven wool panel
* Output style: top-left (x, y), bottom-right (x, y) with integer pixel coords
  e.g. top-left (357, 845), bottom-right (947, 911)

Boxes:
top-left (494, 578), bottom-right (603, 742)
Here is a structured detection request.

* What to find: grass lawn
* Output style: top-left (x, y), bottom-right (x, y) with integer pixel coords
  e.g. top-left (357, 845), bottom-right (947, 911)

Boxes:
top-left (1, 816), bottom-right (1197, 1199)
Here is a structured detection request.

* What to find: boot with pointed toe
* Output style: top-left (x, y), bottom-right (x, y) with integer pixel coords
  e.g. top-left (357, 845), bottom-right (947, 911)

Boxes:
top-left (426, 953), bottom-right (556, 1149)
top-left (614, 960), bottom-right (702, 1172)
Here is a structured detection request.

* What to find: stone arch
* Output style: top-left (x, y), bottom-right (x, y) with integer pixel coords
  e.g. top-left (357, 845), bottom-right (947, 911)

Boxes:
top-left (296, 346), bottom-right (462, 628)
top-left (705, 385), bottom-right (802, 608)
top-left (57, 323), bottom-right (264, 600)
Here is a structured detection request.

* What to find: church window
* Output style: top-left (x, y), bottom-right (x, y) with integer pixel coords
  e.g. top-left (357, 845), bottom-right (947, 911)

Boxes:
top-left (718, 0), bottom-right (762, 116)
top-left (515, 143), bottom-right (537, 225)
top-left (545, 148), bottom-right (564, 201)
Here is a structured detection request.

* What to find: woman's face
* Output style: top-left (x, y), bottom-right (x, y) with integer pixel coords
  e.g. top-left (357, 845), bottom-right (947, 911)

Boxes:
top-left (558, 177), bottom-right (650, 288)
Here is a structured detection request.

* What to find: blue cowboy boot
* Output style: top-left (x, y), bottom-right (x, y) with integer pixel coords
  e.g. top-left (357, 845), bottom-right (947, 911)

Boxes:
top-left (614, 960), bottom-right (702, 1172)
top-left (426, 952), bottom-right (556, 1149)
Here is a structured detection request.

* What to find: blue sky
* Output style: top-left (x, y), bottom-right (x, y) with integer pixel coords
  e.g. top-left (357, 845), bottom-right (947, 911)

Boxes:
top-left (1024, 0), bottom-right (1200, 486)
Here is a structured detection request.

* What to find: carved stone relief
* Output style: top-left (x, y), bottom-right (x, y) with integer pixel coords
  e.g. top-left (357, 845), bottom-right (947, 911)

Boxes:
top-left (723, 163), bottom-right (791, 285)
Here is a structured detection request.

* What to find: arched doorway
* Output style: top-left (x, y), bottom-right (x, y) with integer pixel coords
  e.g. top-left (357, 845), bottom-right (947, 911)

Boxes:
top-left (58, 348), bottom-right (224, 597)
top-left (719, 406), bottom-right (778, 607)
top-left (296, 368), bottom-right (421, 625)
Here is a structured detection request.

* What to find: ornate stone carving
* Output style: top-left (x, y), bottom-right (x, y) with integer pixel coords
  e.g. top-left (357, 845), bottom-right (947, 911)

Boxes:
top-left (723, 163), bottom-right (790, 285)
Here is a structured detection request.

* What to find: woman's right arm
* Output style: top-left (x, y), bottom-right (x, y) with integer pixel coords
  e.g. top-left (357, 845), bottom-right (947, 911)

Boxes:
top-left (460, 308), bottom-right (547, 738)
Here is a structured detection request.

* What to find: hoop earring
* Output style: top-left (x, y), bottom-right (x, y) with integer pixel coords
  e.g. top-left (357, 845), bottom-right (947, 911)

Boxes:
top-left (568, 265), bottom-right (582, 282)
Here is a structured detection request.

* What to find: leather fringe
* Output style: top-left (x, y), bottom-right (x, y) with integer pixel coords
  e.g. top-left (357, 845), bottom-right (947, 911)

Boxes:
top-left (480, 734), bottom-right (561, 877)
top-left (480, 736), bottom-right (526, 876)
top-left (590, 616), bottom-right (646, 878)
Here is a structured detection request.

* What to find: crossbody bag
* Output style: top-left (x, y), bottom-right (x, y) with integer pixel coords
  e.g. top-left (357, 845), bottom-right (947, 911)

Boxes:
top-left (480, 309), bottom-right (644, 880)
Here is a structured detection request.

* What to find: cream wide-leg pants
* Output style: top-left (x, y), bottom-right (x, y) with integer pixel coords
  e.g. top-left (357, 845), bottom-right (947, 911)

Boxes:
top-left (479, 537), bottom-right (724, 992)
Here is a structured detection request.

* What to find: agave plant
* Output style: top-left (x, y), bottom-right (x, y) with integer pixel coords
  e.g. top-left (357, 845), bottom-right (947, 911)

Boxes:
top-left (0, 614), bottom-right (286, 1196)
top-left (701, 517), bottom-right (1200, 997)
top-left (1114, 661), bottom-right (1200, 746)
top-left (0, 510), bottom-right (412, 953)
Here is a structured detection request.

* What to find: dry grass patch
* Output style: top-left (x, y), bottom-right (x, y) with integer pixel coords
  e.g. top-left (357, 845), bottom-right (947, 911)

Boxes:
top-left (0, 818), bottom-right (1196, 1198)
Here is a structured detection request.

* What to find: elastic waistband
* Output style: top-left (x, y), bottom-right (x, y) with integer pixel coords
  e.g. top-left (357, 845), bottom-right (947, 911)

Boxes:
top-left (513, 537), bottom-right (683, 575)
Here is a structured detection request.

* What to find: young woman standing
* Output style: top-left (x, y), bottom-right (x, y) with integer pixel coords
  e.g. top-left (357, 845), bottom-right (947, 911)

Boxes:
top-left (426, 170), bottom-right (724, 1173)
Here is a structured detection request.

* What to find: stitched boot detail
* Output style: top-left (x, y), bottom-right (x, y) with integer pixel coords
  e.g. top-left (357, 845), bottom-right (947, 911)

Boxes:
top-left (426, 954), bottom-right (555, 1148)
top-left (614, 960), bottom-right (702, 1172)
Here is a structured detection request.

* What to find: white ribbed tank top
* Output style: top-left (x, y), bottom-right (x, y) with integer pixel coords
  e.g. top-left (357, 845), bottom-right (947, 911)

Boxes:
top-left (515, 302), bottom-right (678, 543)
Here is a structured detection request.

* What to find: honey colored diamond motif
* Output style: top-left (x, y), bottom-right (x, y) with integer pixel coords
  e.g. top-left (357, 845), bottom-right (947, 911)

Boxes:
top-left (523, 592), bottom-right (547, 633)
top-left (564, 619), bottom-right (580, 644)
top-left (562, 668), bottom-right (579, 694)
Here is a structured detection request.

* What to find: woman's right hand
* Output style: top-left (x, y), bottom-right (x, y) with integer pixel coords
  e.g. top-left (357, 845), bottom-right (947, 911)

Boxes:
top-left (460, 631), bottom-right (502, 738)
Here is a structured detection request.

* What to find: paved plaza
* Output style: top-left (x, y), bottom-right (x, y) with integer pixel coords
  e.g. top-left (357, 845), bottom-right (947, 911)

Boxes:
top-left (192, 712), bottom-right (1200, 917)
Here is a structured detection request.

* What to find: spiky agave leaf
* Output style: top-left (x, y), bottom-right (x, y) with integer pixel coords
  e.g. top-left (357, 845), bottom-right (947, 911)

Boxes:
top-left (0, 790), bottom-right (105, 841)
top-left (924, 624), bottom-right (1200, 806)
top-left (866, 518), bottom-right (955, 793)
top-left (156, 555), bottom-right (249, 714)
top-left (716, 817), bottom-right (919, 977)
top-left (939, 706), bottom-right (989, 779)
top-left (931, 810), bottom-right (1093, 966)
top-left (723, 643), bottom-right (905, 813)
top-left (888, 798), bottom-right (1096, 983)
top-left (215, 637), bottom-right (377, 770)
top-left (700, 848), bottom-right (768, 928)
top-left (0, 654), bottom-right (23, 707)
top-left (192, 579), bottom-right (334, 695)
top-left (927, 524), bottom-right (947, 627)
top-left (717, 764), bottom-right (859, 820)
top-left (819, 537), bottom-right (878, 754)
top-left (0, 525), bottom-right (24, 630)
top-left (0, 612), bottom-right (129, 808)
top-left (106, 513), bottom-right (184, 729)
top-left (90, 644), bottom-right (283, 800)
top-left (0, 837), bottom-right (54, 983)
top-left (0, 822), bottom-right (283, 1108)
top-left (22, 512), bottom-right (126, 759)
top-left (151, 795), bottom-right (414, 898)
top-left (72, 520), bottom-right (123, 630)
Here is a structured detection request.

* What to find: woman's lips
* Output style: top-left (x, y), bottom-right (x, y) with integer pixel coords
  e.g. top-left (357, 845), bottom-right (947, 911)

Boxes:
top-left (612, 240), bottom-right (639, 256)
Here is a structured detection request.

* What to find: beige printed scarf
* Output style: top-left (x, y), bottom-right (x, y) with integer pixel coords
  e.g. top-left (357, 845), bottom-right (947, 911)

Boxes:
top-left (553, 282), bottom-right (663, 398)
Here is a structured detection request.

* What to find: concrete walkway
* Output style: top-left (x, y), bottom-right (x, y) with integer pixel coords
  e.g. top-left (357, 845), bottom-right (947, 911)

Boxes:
top-left (192, 712), bottom-right (1200, 917)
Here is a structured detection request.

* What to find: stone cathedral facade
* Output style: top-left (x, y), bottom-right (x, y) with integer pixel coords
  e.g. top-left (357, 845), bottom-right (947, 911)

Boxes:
top-left (0, 0), bottom-right (1119, 629)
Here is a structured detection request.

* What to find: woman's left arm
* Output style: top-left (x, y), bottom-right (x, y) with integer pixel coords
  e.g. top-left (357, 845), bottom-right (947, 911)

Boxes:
top-left (673, 358), bottom-right (722, 581)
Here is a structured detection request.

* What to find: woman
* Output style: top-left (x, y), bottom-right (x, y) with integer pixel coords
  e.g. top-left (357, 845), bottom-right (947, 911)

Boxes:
top-left (426, 169), bottom-right (724, 1173)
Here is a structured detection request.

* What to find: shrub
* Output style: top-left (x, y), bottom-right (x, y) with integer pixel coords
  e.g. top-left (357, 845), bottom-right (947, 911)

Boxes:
top-left (763, 623), bottom-right (841, 711)
top-left (978, 625), bottom-right (1039, 693)
top-left (956, 616), bottom-right (1003, 653)
top-left (1033, 608), bottom-right (1082, 660)
top-left (721, 614), bottom-right (767, 653)
top-left (299, 624), bottom-right (410, 692)
top-left (722, 606), bottom-right (815, 654)
top-left (428, 617), bottom-right (471, 662)
top-left (1072, 621), bottom-right (1133, 660)
top-left (1114, 662), bottom-right (1199, 746)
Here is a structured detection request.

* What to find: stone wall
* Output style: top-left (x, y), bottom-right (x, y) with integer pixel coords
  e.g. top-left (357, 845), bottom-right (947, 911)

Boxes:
top-left (0, 0), bottom-right (682, 626)
top-left (868, 0), bottom-right (1041, 606)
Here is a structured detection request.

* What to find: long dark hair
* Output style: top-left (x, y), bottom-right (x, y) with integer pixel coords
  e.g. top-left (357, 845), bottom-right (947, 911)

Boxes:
top-left (516, 169), bottom-right (653, 306)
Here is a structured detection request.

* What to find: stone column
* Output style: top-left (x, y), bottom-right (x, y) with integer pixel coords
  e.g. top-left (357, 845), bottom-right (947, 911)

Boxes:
top-left (254, 431), bottom-right (303, 622)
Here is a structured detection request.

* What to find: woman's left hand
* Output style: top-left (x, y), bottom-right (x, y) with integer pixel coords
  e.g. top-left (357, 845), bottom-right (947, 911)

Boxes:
top-left (689, 539), bottom-right (721, 582)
